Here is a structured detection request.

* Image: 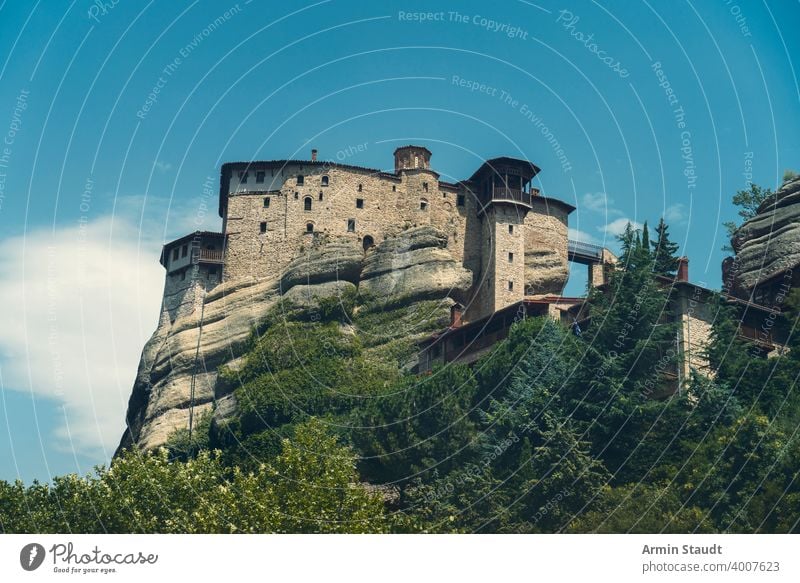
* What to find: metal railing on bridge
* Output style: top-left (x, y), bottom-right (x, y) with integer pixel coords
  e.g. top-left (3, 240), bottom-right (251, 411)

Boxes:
top-left (568, 239), bottom-right (605, 263)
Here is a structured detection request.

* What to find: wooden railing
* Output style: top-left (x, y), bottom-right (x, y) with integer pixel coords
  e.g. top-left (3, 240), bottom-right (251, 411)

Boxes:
top-left (491, 185), bottom-right (533, 206)
top-left (198, 249), bottom-right (224, 263)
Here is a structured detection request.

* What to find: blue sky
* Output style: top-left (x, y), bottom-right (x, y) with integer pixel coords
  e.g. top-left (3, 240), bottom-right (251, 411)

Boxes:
top-left (0, 0), bottom-right (798, 482)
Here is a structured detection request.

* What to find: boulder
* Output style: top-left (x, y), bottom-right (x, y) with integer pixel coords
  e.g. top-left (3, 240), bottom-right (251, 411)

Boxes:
top-left (524, 249), bottom-right (569, 295)
top-left (727, 177), bottom-right (800, 295)
top-left (282, 280), bottom-right (357, 310)
top-left (280, 239), bottom-right (362, 290)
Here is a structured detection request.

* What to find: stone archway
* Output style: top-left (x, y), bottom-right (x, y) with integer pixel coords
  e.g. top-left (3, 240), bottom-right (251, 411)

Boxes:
top-left (362, 235), bottom-right (375, 252)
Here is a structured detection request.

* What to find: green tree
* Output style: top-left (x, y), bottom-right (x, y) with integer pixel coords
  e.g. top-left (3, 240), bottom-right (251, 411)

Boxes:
top-left (567, 482), bottom-right (713, 533)
top-left (617, 221), bottom-right (639, 267)
top-left (641, 221), bottom-right (650, 253)
top-left (351, 364), bottom-right (478, 492)
top-left (651, 218), bottom-right (680, 276)
top-left (723, 183), bottom-right (774, 247)
top-left (568, 244), bottom-right (679, 478)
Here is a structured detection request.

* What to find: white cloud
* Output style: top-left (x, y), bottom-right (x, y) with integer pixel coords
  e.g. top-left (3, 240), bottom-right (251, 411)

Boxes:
top-left (600, 217), bottom-right (643, 236)
top-left (580, 192), bottom-right (622, 216)
top-left (664, 203), bottom-right (687, 224)
top-left (0, 217), bottom-right (164, 462)
top-left (154, 160), bottom-right (172, 173)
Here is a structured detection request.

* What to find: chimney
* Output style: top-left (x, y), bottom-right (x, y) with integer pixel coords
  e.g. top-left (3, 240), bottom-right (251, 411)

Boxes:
top-left (311, 149), bottom-right (318, 161)
top-left (677, 256), bottom-right (689, 282)
top-left (450, 303), bottom-right (464, 328)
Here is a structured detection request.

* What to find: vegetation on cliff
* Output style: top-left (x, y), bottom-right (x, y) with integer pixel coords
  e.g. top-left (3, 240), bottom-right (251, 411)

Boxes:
top-left (2, 219), bottom-right (799, 533)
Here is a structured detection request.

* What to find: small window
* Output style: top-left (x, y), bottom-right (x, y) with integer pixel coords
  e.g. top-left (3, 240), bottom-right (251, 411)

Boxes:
top-left (420, 200), bottom-right (428, 211)
top-left (239, 171), bottom-right (248, 184)
top-left (263, 197), bottom-right (270, 208)
top-left (347, 218), bottom-right (355, 232)
top-left (296, 175), bottom-right (304, 185)
top-left (318, 191), bottom-right (323, 201)
top-left (321, 175), bottom-right (329, 186)
top-left (306, 222), bottom-right (314, 233)
top-left (304, 197), bottom-right (312, 211)
top-left (172, 248), bottom-right (179, 260)
top-left (508, 252), bottom-right (514, 263)
top-left (508, 225), bottom-right (514, 234)
top-left (294, 191), bottom-right (299, 199)
top-left (181, 245), bottom-right (188, 258)
top-left (423, 182), bottom-right (429, 192)
top-left (356, 198), bottom-right (364, 209)
top-left (256, 171), bottom-right (265, 183)
top-left (392, 185), bottom-right (396, 192)
top-left (260, 221), bottom-right (267, 233)
top-left (457, 194), bottom-right (465, 206)
top-left (508, 280), bottom-right (514, 291)
top-left (358, 183), bottom-right (363, 192)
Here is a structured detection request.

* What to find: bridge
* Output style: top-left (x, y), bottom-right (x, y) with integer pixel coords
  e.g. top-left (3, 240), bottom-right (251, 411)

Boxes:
top-left (568, 239), bottom-right (605, 265)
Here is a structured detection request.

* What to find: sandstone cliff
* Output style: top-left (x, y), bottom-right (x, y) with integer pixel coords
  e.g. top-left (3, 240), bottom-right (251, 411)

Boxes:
top-left (117, 226), bottom-right (472, 452)
top-left (723, 176), bottom-right (800, 304)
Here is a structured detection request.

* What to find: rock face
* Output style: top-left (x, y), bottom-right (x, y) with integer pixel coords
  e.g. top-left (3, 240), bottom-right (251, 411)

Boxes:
top-left (524, 249), bottom-right (569, 296)
top-left (280, 239), bottom-right (363, 290)
top-left (360, 226), bottom-right (473, 303)
top-left (117, 226), bottom-right (471, 453)
top-left (724, 177), bottom-right (800, 304)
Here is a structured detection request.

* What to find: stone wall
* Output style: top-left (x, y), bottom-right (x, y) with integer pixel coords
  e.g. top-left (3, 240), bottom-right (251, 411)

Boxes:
top-left (222, 164), bottom-right (472, 286)
top-left (160, 262), bottom-right (220, 324)
top-left (675, 286), bottom-right (715, 382)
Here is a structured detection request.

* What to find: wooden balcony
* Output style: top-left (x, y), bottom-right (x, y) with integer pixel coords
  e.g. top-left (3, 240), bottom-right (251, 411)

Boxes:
top-left (197, 248), bottom-right (224, 263)
top-left (491, 185), bottom-right (534, 207)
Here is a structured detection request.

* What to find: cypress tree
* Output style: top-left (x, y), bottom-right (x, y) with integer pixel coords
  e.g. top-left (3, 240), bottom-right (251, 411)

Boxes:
top-left (641, 221), bottom-right (650, 252)
top-left (651, 218), bottom-right (680, 276)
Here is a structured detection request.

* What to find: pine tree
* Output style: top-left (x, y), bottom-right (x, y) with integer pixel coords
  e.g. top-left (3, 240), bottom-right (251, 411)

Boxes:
top-left (651, 218), bottom-right (680, 276)
top-left (618, 221), bottom-right (638, 266)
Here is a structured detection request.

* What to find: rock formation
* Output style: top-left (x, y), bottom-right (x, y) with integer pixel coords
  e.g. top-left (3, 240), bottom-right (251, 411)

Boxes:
top-left (117, 226), bottom-right (472, 452)
top-left (723, 176), bottom-right (800, 306)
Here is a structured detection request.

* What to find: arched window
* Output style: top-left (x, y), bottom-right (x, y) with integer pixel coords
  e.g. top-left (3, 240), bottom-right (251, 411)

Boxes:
top-left (362, 235), bottom-right (374, 252)
top-left (304, 196), bottom-right (312, 211)
top-left (321, 175), bottom-right (329, 186)
top-left (420, 199), bottom-right (428, 211)
top-left (306, 222), bottom-right (314, 233)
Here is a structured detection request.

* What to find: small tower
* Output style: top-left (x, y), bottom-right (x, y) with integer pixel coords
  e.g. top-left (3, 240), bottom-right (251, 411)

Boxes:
top-left (394, 145), bottom-right (431, 172)
top-left (467, 157), bottom-right (541, 318)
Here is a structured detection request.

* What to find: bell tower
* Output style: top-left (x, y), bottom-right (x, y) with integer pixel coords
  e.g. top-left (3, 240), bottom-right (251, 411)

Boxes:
top-left (394, 145), bottom-right (431, 172)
